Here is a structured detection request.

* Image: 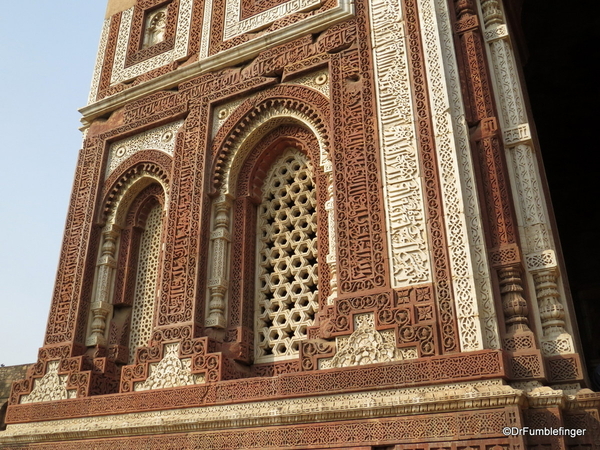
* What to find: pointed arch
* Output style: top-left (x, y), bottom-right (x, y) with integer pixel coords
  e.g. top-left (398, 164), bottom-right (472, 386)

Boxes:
top-left (86, 155), bottom-right (171, 364)
top-left (206, 87), bottom-right (335, 372)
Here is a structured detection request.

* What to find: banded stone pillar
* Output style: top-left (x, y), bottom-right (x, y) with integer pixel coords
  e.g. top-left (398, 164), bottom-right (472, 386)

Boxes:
top-left (477, 0), bottom-right (580, 383)
top-left (206, 195), bottom-right (233, 329)
top-left (86, 225), bottom-right (119, 346)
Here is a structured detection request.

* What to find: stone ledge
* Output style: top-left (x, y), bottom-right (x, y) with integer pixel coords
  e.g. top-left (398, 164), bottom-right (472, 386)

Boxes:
top-left (0, 379), bottom-right (520, 444)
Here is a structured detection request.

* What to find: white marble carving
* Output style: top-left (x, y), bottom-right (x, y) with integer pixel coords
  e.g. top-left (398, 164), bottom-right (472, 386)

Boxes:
top-left (106, 120), bottom-right (183, 179)
top-left (369, 0), bottom-right (431, 287)
top-left (20, 361), bottom-right (76, 404)
top-left (255, 149), bottom-right (319, 362)
top-left (111, 0), bottom-right (193, 85)
top-left (206, 195), bottom-right (233, 329)
top-left (319, 313), bottom-right (416, 369)
top-left (285, 69), bottom-right (330, 98)
top-left (212, 97), bottom-right (250, 139)
top-left (143, 7), bottom-right (168, 49)
top-left (129, 203), bottom-right (164, 364)
top-left (88, 18), bottom-right (111, 104)
top-left (418, 0), bottom-right (498, 350)
top-left (134, 343), bottom-right (205, 391)
top-left (325, 180), bottom-right (338, 304)
top-left (224, 0), bottom-right (323, 40)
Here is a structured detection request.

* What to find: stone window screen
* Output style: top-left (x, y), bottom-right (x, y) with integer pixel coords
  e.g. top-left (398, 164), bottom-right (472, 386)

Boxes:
top-left (255, 148), bottom-right (319, 363)
top-left (128, 202), bottom-right (164, 363)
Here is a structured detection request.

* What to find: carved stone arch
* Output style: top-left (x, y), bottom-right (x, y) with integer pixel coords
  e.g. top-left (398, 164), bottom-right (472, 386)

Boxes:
top-left (87, 154), bottom-right (171, 365)
top-left (206, 90), bottom-right (336, 377)
top-left (100, 149), bottom-right (172, 226)
top-left (210, 85), bottom-right (332, 196)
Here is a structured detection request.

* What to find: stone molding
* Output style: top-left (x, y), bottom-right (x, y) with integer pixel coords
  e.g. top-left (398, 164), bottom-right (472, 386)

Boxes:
top-left (2, 379), bottom-right (519, 443)
top-left (6, 350), bottom-right (505, 423)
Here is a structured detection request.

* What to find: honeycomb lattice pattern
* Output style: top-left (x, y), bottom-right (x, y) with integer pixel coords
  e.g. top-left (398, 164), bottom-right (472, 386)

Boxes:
top-left (255, 149), bottom-right (319, 362)
top-left (129, 203), bottom-right (163, 364)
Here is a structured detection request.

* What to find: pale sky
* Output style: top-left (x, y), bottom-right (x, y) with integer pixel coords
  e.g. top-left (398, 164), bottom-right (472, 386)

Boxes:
top-left (0, 2), bottom-right (107, 366)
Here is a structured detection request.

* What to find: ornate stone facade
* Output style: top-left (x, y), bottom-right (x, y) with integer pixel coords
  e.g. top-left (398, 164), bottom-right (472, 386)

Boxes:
top-left (2, 0), bottom-right (597, 448)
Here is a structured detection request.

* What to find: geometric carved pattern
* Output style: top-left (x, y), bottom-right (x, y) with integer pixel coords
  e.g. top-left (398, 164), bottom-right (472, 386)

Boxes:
top-left (255, 149), bottom-right (319, 362)
top-left (509, 353), bottom-right (544, 380)
top-left (128, 202), bottom-right (163, 364)
top-left (402, 0), bottom-right (460, 353)
top-left (546, 355), bottom-right (582, 383)
top-left (1, 409), bottom-right (515, 448)
top-left (111, 1), bottom-right (193, 85)
top-left (105, 120), bottom-right (183, 178)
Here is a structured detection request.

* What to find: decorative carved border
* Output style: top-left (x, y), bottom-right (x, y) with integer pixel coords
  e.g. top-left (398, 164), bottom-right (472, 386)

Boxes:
top-left (110, 0), bottom-right (193, 85)
top-left (124, 0), bottom-right (179, 68)
top-left (2, 408), bottom-right (520, 448)
top-left (402, 0), bottom-right (459, 353)
top-left (6, 350), bottom-right (504, 423)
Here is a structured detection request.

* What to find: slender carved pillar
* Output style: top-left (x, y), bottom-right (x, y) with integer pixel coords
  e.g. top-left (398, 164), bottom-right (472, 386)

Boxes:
top-left (86, 225), bottom-right (119, 346)
top-left (326, 181), bottom-right (338, 305)
top-left (206, 195), bottom-right (233, 329)
top-left (477, 0), bottom-right (579, 382)
top-left (450, 0), bottom-right (543, 380)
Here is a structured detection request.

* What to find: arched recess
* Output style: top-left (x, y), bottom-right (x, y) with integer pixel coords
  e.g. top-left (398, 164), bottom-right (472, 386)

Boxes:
top-left (207, 87), bottom-right (335, 374)
top-left (86, 152), bottom-right (171, 365)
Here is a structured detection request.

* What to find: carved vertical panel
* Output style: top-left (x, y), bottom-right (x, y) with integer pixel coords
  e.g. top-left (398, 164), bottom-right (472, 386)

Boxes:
top-left (402, 0), bottom-right (459, 353)
top-left (158, 102), bottom-right (207, 327)
top-left (45, 136), bottom-right (104, 347)
top-left (478, 0), bottom-right (578, 371)
top-left (448, 0), bottom-right (544, 379)
top-left (330, 48), bottom-right (388, 294)
top-left (369, 0), bottom-right (432, 288)
top-left (417, 0), bottom-right (500, 351)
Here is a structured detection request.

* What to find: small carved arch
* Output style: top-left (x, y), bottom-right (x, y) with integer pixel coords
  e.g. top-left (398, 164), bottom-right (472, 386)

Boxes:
top-left (210, 86), bottom-right (332, 196)
top-left (100, 152), bottom-right (171, 226)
